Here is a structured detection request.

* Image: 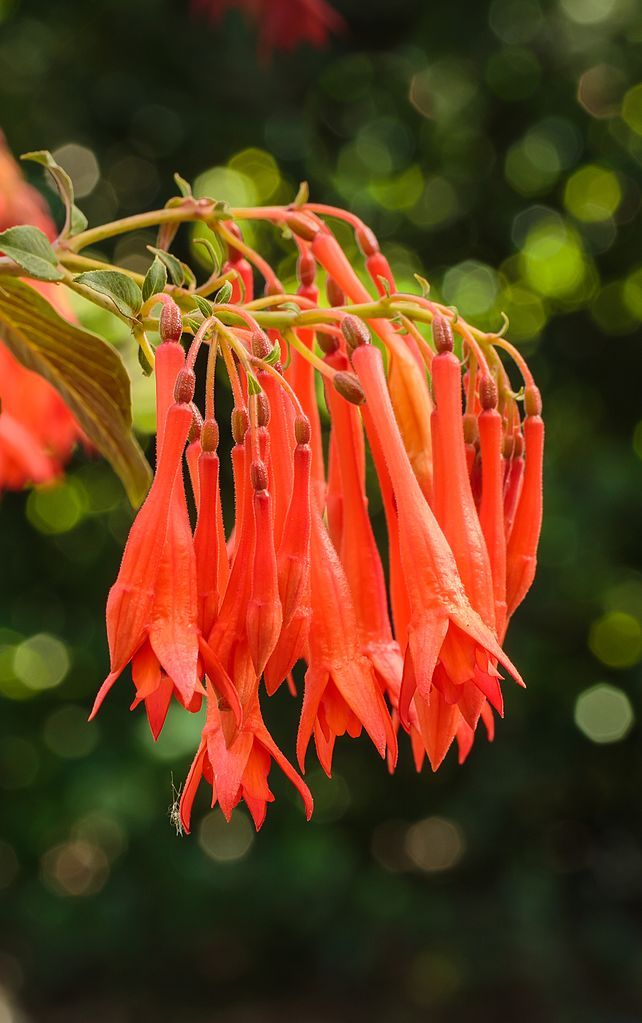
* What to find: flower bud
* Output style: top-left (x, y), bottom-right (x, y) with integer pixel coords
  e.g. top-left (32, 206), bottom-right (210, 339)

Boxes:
top-left (286, 212), bottom-right (319, 242)
top-left (251, 329), bottom-right (272, 359)
top-left (256, 391), bottom-right (271, 427)
top-left (432, 314), bottom-right (454, 354)
top-left (333, 371), bottom-right (366, 406)
top-left (341, 314), bottom-right (370, 351)
top-left (326, 277), bottom-right (345, 308)
top-left (479, 375), bottom-right (498, 410)
top-left (463, 412), bottom-right (478, 446)
top-left (317, 331), bottom-right (339, 355)
top-left (201, 418), bottom-right (219, 453)
top-left (295, 414), bottom-right (311, 445)
top-left (231, 407), bottom-right (249, 444)
top-left (355, 223), bottom-right (379, 258)
top-left (188, 405), bottom-right (203, 444)
top-left (524, 384), bottom-right (542, 417)
top-left (297, 251), bottom-right (316, 288)
top-left (251, 459), bottom-right (269, 492)
top-left (159, 300), bottom-right (182, 344)
top-left (174, 367), bottom-right (196, 404)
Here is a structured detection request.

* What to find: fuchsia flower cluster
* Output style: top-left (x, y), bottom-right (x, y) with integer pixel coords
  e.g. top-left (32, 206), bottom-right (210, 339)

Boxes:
top-left (91, 203), bottom-right (544, 832)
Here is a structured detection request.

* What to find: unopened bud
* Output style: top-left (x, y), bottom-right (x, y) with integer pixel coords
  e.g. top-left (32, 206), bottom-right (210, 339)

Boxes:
top-left (294, 414), bottom-right (311, 445)
top-left (174, 367), bottom-right (196, 404)
top-left (326, 277), bottom-right (345, 308)
top-left (479, 375), bottom-right (498, 411)
top-left (502, 433), bottom-right (515, 459)
top-left (355, 223), bottom-right (379, 257)
top-left (231, 407), bottom-right (249, 444)
top-left (513, 432), bottom-right (525, 458)
top-left (432, 314), bottom-right (454, 354)
top-left (524, 384), bottom-right (542, 417)
top-left (463, 412), bottom-right (478, 446)
top-left (297, 251), bottom-right (316, 288)
top-left (201, 418), bottom-right (219, 452)
top-left (256, 391), bottom-right (271, 427)
top-left (317, 331), bottom-right (339, 355)
top-left (251, 329), bottom-right (272, 359)
top-left (342, 314), bottom-right (370, 351)
top-left (159, 300), bottom-right (182, 344)
top-left (333, 371), bottom-right (366, 406)
top-left (286, 212), bottom-right (319, 242)
top-left (188, 405), bottom-right (203, 444)
top-left (250, 459), bottom-right (269, 492)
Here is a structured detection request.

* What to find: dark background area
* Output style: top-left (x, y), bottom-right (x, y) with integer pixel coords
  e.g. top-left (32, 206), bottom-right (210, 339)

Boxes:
top-left (1, 0), bottom-right (642, 1020)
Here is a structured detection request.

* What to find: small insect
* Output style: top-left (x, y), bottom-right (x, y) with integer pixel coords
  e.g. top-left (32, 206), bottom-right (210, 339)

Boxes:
top-left (168, 773), bottom-right (184, 837)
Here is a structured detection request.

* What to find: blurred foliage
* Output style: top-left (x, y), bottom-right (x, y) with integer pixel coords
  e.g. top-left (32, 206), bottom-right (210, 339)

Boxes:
top-left (1, 0), bottom-right (642, 1020)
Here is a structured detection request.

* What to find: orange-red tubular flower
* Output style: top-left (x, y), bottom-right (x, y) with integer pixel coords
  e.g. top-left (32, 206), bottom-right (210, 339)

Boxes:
top-left (91, 379), bottom-right (195, 718)
top-left (311, 229), bottom-right (434, 500)
top-left (286, 258), bottom-right (325, 504)
top-left (194, 421), bottom-right (223, 638)
top-left (325, 370), bottom-right (403, 699)
top-left (180, 684), bottom-right (313, 833)
top-left (298, 503), bottom-right (398, 776)
top-left (264, 418), bottom-right (312, 694)
top-left (477, 378), bottom-right (508, 642)
top-left (505, 388), bottom-right (544, 621)
top-left (246, 459), bottom-right (283, 677)
top-left (351, 342), bottom-right (522, 735)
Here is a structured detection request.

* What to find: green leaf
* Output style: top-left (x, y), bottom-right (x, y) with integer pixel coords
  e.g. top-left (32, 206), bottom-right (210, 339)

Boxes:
top-left (263, 341), bottom-right (281, 366)
top-left (214, 280), bottom-right (233, 304)
top-left (180, 262), bottom-right (197, 290)
top-left (247, 372), bottom-right (262, 396)
top-left (147, 246), bottom-right (184, 286)
top-left (193, 235), bottom-right (222, 273)
top-left (186, 316), bottom-right (201, 334)
top-left (138, 342), bottom-right (154, 376)
top-left (192, 295), bottom-right (213, 318)
top-left (74, 270), bottom-right (143, 319)
top-left (0, 277), bottom-right (151, 506)
top-left (413, 273), bottom-right (431, 297)
top-left (142, 256), bottom-right (168, 302)
top-left (21, 150), bottom-right (88, 237)
top-left (0, 226), bottom-right (64, 282)
top-left (174, 172), bottom-right (192, 198)
top-left (293, 180), bottom-right (309, 207)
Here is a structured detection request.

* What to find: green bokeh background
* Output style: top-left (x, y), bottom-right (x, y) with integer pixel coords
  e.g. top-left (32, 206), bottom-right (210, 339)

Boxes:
top-left (1, 0), bottom-right (642, 1019)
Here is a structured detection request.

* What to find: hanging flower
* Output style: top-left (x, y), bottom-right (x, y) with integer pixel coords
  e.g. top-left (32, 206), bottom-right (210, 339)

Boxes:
top-left (88, 197), bottom-right (543, 833)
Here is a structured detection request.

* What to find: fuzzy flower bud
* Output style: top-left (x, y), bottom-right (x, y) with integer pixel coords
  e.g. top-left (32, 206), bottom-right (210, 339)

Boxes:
top-left (317, 331), bottom-right (339, 355)
top-left (231, 407), bottom-right (249, 444)
top-left (524, 384), bottom-right (542, 417)
top-left (341, 315), bottom-right (370, 351)
top-left (432, 314), bottom-right (454, 354)
top-left (479, 375), bottom-right (498, 410)
top-left (294, 414), bottom-right (311, 446)
top-left (333, 371), bottom-right (366, 406)
top-left (174, 368), bottom-right (196, 405)
top-left (201, 419), bottom-right (219, 453)
top-left (159, 300), bottom-right (183, 344)
top-left (256, 391), bottom-right (271, 427)
top-left (286, 212), bottom-right (319, 241)
top-left (297, 250), bottom-right (316, 288)
top-left (326, 277), bottom-right (345, 308)
top-left (355, 223), bottom-right (379, 258)
top-left (251, 459), bottom-right (269, 492)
